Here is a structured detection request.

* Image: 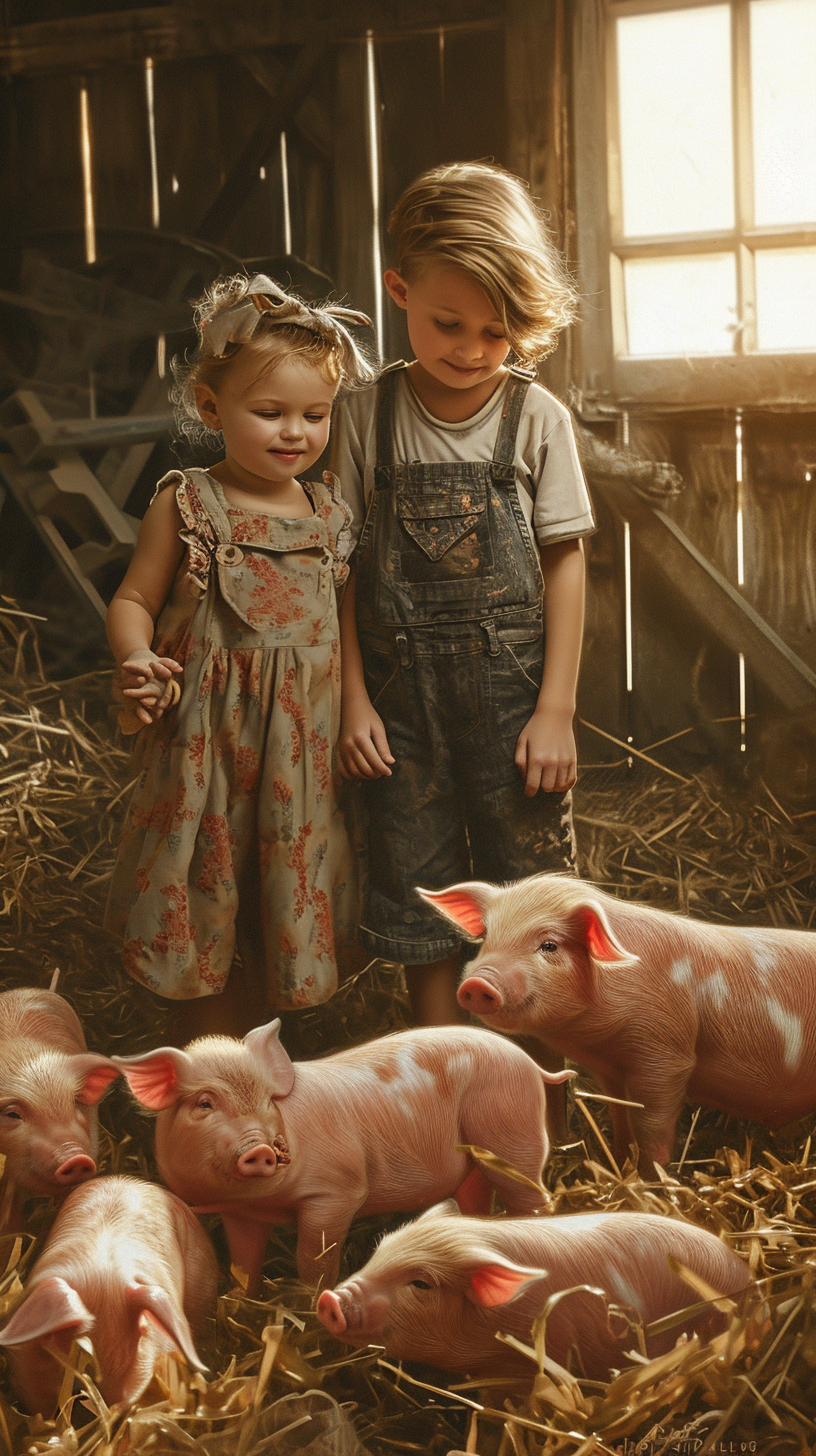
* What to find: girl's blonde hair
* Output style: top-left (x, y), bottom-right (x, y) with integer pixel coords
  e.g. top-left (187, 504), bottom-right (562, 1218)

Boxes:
top-left (388, 162), bottom-right (578, 365)
top-left (172, 273), bottom-right (377, 448)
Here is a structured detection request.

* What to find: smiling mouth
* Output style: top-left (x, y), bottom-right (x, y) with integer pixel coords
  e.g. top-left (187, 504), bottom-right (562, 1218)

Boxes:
top-left (445, 361), bottom-right (484, 374)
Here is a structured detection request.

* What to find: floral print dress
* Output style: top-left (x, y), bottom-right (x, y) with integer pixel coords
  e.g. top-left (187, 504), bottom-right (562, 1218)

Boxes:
top-left (105, 468), bottom-right (359, 1006)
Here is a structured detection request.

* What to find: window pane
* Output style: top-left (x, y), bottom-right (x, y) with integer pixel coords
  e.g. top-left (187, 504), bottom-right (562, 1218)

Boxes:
top-left (622, 255), bottom-right (739, 356)
top-left (751, 0), bottom-right (816, 225)
top-left (616, 7), bottom-right (734, 237)
top-left (755, 249), bottom-right (816, 349)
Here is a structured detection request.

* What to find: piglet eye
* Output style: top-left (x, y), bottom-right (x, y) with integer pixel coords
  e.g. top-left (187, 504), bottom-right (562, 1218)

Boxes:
top-left (539, 941), bottom-right (558, 953)
top-left (2, 1107), bottom-right (22, 1121)
top-left (197, 1095), bottom-right (214, 1110)
top-left (409, 1279), bottom-right (432, 1290)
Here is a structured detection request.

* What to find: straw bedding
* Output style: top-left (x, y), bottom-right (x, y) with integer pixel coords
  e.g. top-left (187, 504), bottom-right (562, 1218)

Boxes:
top-left (0, 601), bottom-right (815, 1456)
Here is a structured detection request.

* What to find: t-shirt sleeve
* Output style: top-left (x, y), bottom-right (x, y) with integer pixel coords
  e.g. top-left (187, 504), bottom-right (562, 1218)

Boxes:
top-left (328, 392), bottom-right (372, 546)
top-left (531, 412), bottom-right (596, 547)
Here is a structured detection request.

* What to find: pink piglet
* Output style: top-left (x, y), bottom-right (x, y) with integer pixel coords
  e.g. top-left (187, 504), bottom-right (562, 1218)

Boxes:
top-left (114, 1020), bottom-right (574, 1293)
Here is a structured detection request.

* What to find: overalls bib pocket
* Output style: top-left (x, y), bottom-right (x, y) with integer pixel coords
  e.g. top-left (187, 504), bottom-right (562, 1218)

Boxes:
top-left (394, 471), bottom-right (493, 583)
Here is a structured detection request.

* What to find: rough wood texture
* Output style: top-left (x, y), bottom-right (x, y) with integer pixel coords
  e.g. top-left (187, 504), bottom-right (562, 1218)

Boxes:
top-left (0, 1), bottom-right (502, 75)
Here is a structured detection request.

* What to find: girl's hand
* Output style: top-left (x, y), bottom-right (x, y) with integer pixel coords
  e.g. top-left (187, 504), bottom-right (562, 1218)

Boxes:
top-left (339, 695), bottom-right (395, 780)
top-left (119, 650), bottom-right (183, 726)
top-left (514, 706), bottom-right (577, 796)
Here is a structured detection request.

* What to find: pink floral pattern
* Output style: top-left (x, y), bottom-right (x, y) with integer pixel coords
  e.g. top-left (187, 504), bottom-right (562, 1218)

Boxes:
top-left (105, 469), bottom-right (360, 1006)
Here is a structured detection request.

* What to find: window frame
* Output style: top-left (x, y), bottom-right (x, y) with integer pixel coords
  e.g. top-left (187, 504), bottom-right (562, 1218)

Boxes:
top-left (573, 0), bottom-right (816, 410)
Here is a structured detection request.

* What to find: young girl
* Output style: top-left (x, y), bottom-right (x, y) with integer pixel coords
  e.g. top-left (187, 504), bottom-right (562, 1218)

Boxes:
top-left (105, 275), bottom-right (375, 1042)
top-left (333, 162), bottom-right (595, 1031)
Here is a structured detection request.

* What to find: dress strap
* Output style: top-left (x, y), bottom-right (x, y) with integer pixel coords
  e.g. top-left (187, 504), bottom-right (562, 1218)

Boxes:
top-left (492, 375), bottom-right (532, 469)
top-left (183, 469), bottom-right (233, 545)
top-left (374, 361), bottom-right (408, 479)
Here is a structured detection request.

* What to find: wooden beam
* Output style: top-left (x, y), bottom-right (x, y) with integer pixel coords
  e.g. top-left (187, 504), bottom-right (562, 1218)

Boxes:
top-left (592, 475), bottom-right (816, 714)
top-left (195, 38), bottom-right (330, 243)
top-left (0, 2), bottom-right (502, 76)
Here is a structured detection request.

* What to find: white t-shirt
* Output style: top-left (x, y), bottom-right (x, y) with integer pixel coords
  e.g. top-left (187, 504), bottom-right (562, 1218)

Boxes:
top-left (330, 368), bottom-right (596, 548)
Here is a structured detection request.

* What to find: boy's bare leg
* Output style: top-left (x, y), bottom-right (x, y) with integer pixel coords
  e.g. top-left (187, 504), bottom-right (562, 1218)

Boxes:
top-left (404, 956), bottom-right (468, 1027)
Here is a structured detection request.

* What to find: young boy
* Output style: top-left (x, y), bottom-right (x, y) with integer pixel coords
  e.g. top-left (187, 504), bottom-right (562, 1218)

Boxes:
top-left (333, 161), bottom-right (595, 1032)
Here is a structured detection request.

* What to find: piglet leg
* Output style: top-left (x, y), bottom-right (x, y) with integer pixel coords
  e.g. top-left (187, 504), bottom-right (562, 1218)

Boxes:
top-left (221, 1215), bottom-right (272, 1299)
top-left (627, 1059), bottom-right (694, 1174)
top-left (295, 1203), bottom-right (355, 1289)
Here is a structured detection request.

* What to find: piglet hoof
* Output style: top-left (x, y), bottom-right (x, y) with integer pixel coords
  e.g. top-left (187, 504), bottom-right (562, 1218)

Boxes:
top-left (53, 1155), bottom-right (96, 1186)
top-left (317, 1289), bottom-right (347, 1336)
top-left (235, 1144), bottom-right (278, 1178)
top-left (458, 977), bottom-right (504, 1014)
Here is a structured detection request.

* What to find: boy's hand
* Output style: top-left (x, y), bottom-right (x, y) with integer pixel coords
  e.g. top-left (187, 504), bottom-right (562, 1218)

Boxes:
top-left (515, 706), bottom-right (577, 796)
top-left (339, 695), bottom-right (395, 780)
top-left (118, 649), bottom-right (183, 727)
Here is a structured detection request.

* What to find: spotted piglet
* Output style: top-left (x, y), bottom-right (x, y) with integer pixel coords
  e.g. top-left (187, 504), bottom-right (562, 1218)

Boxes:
top-left (114, 1022), bottom-right (574, 1293)
top-left (420, 873), bottom-right (816, 1172)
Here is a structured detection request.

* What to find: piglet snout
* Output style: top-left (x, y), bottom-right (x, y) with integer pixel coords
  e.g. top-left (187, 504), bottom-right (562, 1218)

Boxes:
top-left (317, 1289), bottom-right (347, 1335)
top-left (458, 976), bottom-right (504, 1014)
top-left (53, 1154), bottom-right (96, 1186)
top-left (235, 1143), bottom-right (278, 1178)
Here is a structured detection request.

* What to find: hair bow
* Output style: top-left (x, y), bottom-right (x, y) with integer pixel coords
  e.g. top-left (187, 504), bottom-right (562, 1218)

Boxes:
top-left (203, 274), bottom-right (372, 359)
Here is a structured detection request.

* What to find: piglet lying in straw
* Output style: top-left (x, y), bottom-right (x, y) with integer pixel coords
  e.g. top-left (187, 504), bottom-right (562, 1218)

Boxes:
top-left (0, 1175), bottom-right (217, 1414)
top-left (419, 873), bottom-right (816, 1172)
top-left (0, 986), bottom-right (119, 1230)
top-left (114, 1021), bottom-right (574, 1293)
top-left (318, 1202), bottom-right (753, 1380)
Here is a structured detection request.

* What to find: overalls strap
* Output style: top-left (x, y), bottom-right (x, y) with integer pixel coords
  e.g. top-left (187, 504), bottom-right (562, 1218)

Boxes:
top-left (492, 372), bottom-right (533, 471)
top-left (374, 361), bottom-right (408, 478)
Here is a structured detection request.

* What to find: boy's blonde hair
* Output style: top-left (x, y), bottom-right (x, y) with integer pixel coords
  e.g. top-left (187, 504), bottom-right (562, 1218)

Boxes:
top-left (388, 162), bottom-right (578, 365)
top-left (172, 273), bottom-right (377, 447)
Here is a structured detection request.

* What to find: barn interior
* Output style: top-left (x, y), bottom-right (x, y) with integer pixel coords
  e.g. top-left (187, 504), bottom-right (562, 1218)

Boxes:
top-left (0, 0), bottom-right (815, 1450)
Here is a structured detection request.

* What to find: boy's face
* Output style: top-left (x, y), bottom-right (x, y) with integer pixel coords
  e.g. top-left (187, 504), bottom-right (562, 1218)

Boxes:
top-left (384, 264), bottom-right (511, 392)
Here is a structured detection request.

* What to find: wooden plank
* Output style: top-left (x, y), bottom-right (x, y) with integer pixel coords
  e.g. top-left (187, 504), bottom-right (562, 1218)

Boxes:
top-left (5, 411), bottom-right (174, 465)
top-left (0, 2), bottom-right (502, 76)
top-left (592, 475), bottom-right (816, 713)
top-left (195, 38), bottom-right (330, 243)
top-left (572, 0), bottom-right (615, 405)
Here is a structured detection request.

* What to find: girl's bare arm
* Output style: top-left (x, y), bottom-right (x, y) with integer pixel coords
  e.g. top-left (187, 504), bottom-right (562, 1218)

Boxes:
top-left (515, 537), bottom-right (585, 795)
top-left (107, 488), bottom-right (186, 722)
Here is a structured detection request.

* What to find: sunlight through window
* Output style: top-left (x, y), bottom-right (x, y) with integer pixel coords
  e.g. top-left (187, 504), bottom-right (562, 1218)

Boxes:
top-left (617, 7), bottom-right (734, 238)
top-left (623, 255), bottom-right (738, 356)
top-left (751, 0), bottom-right (816, 226)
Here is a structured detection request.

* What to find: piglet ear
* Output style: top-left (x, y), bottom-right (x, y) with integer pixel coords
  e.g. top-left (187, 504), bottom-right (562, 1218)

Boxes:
top-left (416, 1199), bottom-right (461, 1222)
top-left (127, 1285), bottom-right (207, 1373)
top-left (243, 1018), bottom-right (295, 1097)
top-left (416, 882), bottom-right (497, 940)
top-left (466, 1260), bottom-right (545, 1308)
top-left (576, 904), bottom-right (637, 965)
top-left (0, 1277), bottom-right (94, 1346)
top-left (111, 1048), bottom-right (191, 1110)
top-left (72, 1054), bottom-right (120, 1106)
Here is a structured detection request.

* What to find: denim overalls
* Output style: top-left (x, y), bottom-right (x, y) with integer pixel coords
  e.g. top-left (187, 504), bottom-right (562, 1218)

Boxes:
top-left (355, 363), bottom-right (577, 963)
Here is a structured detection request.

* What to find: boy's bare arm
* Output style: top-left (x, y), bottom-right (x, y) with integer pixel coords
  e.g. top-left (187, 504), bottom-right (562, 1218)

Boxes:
top-left (337, 565), bottom-right (394, 779)
top-left (514, 537), bottom-right (585, 796)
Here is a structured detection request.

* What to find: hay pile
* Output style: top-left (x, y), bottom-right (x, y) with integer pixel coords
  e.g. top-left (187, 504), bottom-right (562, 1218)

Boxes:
top-left (1, 601), bottom-right (816, 1455)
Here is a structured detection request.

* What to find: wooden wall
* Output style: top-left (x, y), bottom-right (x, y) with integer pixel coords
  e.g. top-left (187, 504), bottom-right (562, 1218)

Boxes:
top-left (1, 1), bottom-right (813, 796)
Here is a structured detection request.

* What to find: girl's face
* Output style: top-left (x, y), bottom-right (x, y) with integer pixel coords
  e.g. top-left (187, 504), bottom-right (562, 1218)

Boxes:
top-left (194, 351), bottom-right (337, 485)
top-left (383, 264), bottom-right (511, 392)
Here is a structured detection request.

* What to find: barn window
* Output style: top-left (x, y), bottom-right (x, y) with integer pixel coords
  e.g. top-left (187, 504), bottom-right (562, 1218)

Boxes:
top-left (574, 0), bottom-right (816, 406)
